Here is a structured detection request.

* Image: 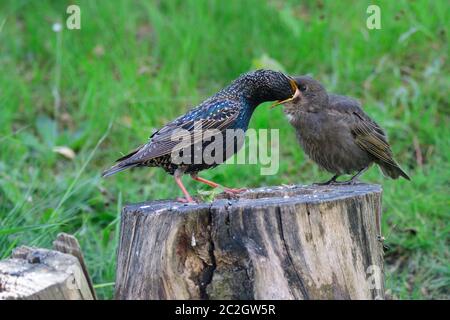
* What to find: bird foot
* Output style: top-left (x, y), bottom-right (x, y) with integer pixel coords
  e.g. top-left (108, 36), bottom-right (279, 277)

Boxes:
top-left (315, 179), bottom-right (360, 186)
top-left (224, 187), bottom-right (247, 195)
top-left (176, 197), bottom-right (196, 204)
top-left (313, 181), bottom-right (333, 186)
top-left (333, 179), bottom-right (360, 185)
top-left (313, 175), bottom-right (339, 186)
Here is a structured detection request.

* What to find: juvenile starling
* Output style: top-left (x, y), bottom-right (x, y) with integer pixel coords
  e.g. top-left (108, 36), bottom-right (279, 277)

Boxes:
top-left (102, 69), bottom-right (299, 202)
top-left (278, 76), bottom-right (410, 185)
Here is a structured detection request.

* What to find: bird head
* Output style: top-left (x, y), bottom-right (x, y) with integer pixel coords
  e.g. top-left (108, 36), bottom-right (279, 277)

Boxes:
top-left (236, 69), bottom-right (300, 107)
top-left (273, 76), bottom-right (328, 122)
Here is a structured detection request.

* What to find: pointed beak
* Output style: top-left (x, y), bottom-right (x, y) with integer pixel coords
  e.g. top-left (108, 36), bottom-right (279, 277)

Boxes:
top-left (270, 79), bottom-right (300, 109)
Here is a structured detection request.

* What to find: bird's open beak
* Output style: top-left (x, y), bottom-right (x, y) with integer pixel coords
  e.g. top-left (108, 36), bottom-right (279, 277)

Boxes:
top-left (270, 79), bottom-right (300, 109)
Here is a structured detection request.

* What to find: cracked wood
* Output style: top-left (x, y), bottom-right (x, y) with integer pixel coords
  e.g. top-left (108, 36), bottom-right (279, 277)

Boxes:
top-left (0, 246), bottom-right (94, 300)
top-left (115, 184), bottom-right (385, 300)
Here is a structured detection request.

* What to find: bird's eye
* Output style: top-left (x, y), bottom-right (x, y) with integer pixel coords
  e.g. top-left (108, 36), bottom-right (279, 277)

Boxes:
top-left (299, 84), bottom-right (307, 92)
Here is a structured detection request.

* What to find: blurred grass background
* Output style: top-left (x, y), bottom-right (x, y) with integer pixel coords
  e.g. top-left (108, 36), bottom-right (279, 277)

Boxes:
top-left (0, 0), bottom-right (448, 299)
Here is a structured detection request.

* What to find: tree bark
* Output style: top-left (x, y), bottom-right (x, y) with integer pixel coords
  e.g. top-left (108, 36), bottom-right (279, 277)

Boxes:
top-left (115, 184), bottom-right (385, 300)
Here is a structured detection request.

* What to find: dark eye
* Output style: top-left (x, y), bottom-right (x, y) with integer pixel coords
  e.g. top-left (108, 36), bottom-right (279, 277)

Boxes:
top-left (299, 84), bottom-right (307, 91)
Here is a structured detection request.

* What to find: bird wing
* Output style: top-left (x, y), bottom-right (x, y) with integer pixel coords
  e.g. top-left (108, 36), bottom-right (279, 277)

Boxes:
top-left (122, 99), bottom-right (240, 164)
top-left (351, 113), bottom-right (399, 166)
top-left (328, 95), bottom-right (398, 167)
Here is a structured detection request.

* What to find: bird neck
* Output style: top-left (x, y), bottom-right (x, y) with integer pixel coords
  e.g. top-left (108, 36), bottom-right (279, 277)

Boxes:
top-left (241, 87), bottom-right (272, 108)
top-left (220, 76), bottom-right (280, 109)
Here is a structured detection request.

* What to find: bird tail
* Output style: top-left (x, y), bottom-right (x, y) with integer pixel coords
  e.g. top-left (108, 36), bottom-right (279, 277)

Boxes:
top-left (379, 162), bottom-right (411, 181)
top-left (102, 145), bottom-right (144, 178)
top-left (101, 162), bottom-right (138, 178)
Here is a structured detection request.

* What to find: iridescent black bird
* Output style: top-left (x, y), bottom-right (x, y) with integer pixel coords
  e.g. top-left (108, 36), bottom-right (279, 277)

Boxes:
top-left (102, 69), bottom-right (299, 202)
top-left (278, 76), bottom-right (410, 185)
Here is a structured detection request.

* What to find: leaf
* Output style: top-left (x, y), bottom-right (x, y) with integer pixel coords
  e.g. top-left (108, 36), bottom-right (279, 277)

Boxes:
top-left (197, 186), bottom-right (225, 202)
top-left (36, 115), bottom-right (57, 147)
top-left (52, 146), bottom-right (76, 159)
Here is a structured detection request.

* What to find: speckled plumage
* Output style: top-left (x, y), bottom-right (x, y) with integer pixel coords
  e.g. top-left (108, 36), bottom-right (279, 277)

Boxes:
top-left (283, 76), bottom-right (410, 184)
top-left (102, 69), bottom-right (296, 200)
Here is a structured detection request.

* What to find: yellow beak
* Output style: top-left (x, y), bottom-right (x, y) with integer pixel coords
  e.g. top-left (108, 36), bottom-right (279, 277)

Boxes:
top-left (270, 79), bottom-right (300, 109)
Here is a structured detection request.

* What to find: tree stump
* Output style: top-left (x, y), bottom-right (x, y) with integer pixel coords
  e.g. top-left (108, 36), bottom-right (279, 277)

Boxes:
top-left (115, 184), bottom-right (385, 300)
top-left (0, 245), bottom-right (95, 300)
top-left (53, 233), bottom-right (97, 299)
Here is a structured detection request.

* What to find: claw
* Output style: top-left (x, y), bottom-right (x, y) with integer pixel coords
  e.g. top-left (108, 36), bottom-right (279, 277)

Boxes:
top-left (176, 197), bottom-right (196, 204)
top-left (224, 188), bottom-right (247, 195)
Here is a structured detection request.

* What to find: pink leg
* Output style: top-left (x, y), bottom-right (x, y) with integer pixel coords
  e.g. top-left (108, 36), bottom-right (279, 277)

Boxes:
top-left (174, 175), bottom-right (194, 203)
top-left (190, 174), bottom-right (246, 195)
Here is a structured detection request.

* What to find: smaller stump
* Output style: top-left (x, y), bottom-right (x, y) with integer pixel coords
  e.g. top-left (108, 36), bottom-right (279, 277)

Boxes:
top-left (0, 246), bottom-right (94, 300)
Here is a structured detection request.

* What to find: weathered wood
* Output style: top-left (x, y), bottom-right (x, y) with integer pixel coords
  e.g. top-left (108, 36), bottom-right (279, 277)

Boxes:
top-left (53, 232), bottom-right (97, 299)
top-left (115, 184), bottom-right (385, 300)
top-left (0, 246), bottom-right (94, 300)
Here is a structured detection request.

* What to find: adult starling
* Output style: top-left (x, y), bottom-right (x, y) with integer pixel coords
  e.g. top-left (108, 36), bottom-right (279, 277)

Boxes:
top-left (278, 75), bottom-right (410, 185)
top-left (102, 69), bottom-right (299, 202)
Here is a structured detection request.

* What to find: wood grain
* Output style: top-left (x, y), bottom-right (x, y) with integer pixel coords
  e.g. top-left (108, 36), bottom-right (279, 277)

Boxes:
top-left (0, 246), bottom-right (94, 300)
top-left (115, 184), bottom-right (385, 300)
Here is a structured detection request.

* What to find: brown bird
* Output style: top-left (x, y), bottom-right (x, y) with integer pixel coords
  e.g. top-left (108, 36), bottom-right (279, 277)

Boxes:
top-left (278, 76), bottom-right (410, 185)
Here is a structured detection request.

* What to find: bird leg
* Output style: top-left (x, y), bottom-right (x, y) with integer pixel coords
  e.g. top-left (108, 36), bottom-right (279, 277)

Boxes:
top-left (332, 167), bottom-right (369, 185)
top-left (190, 173), bottom-right (246, 195)
top-left (313, 175), bottom-right (339, 186)
top-left (174, 169), bottom-right (194, 203)
top-left (314, 167), bottom-right (368, 186)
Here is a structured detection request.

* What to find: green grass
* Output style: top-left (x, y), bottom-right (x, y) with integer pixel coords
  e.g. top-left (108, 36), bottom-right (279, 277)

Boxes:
top-left (0, 0), bottom-right (448, 299)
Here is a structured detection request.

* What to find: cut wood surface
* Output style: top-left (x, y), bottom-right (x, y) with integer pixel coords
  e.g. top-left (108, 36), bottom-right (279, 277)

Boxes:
top-left (53, 232), bottom-right (97, 299)
top-left (0, 246), bottom-right (94, 300)
top-left (115, 184), bottom-right (385, 300)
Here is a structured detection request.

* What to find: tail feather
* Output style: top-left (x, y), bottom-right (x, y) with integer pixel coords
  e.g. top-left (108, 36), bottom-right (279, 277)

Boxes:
top-left (379, 162), bottom-right (411, 181)
top-left (102, 162), bottom-right (138, 178)
top-left (102, 145), bottom-right (144, 178)
top-left (114, 145), bottom-right (143, 162)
